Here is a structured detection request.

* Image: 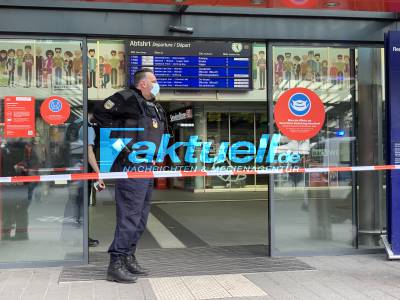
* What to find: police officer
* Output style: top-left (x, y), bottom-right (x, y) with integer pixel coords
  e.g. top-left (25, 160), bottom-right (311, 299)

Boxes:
top-left (94, 68), bottom-right (165, 283)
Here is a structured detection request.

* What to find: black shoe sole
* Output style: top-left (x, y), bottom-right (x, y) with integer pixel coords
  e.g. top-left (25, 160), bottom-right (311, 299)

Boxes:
top-left (106, 275), bottom-right (137, 284)
top-left (89, 240), bottom-right (99, 247)
top-left (128, 270), bottom-right (148, 276)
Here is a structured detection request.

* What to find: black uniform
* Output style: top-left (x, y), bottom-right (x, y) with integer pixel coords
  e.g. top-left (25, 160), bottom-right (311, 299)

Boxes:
top-left (94, 87), bottom-right (165, 260)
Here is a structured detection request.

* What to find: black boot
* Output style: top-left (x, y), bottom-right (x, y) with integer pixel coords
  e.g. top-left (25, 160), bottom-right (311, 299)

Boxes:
top-left (107, 256), bottom-right (137, 283)
top-left (123, 254), bottom-right (148, 275)
top-left (89, 237), bottom-right (99, 247)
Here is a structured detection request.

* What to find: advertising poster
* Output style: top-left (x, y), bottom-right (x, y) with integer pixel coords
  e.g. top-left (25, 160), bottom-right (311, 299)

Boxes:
top-left (272, 47), bottom-right (353, 173)
top-left (0, 40), bottom-right (82, 99)
top-left (4, 96), bottom-right (35, 138)
top-left (272, 47), bottom-right (351, 94)
top-left (252, 42), bottom-right (267, 91)
top-left (87, 40), bottom-right (126, 100)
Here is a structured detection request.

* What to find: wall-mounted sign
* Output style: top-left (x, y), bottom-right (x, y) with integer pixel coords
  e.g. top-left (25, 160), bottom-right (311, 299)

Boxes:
top-left (385, 31), bottom-right (400, 256)
top-left (40, 96), bottom-right (70, 125)
top-left (274, 87), bottom-right (325, 140)
top-left (168, 107), bottom-right (194, 123)
top-left (128, 39), bottom-right (252, 90)
top-left (4, 96), bottom-right (35, 138)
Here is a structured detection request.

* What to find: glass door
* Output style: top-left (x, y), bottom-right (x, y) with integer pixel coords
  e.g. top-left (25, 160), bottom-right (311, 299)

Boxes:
top-left (271, 45), bottom-right (386, 254)
top-left (271, 46), bottom-right (356, 253)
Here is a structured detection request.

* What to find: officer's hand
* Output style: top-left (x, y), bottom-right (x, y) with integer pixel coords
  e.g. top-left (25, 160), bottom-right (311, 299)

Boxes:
top-left (98, 179), bottom-right (106, 189)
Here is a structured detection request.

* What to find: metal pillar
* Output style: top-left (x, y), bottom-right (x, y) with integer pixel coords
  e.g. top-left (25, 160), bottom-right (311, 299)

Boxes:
top-left (357, 48), bottom-right (384, 247)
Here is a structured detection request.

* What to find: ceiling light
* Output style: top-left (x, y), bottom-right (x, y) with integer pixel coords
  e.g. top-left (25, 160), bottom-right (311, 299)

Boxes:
top-left (251, 0), bottom-right (265, 5)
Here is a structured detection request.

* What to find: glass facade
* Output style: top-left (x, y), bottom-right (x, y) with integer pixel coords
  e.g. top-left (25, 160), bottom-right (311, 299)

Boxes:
top-left (0, 39), bottom-right (84, 264)
top-left (0, 37), bottom-right (387, 266)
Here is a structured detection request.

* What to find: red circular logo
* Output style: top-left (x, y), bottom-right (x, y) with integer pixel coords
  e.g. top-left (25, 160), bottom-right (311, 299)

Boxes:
top-left (274, 88), bottom-right (325, 140)
top-left (40, 96), bottom-right (70, 125)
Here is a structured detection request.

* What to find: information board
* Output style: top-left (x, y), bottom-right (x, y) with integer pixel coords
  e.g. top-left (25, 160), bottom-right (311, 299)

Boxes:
top-left (385, 31), bottom-right (400, 255)
top-left (4, 96), bottom-right (35, 138)
top-left (127, 40), bottom-right (252, 90)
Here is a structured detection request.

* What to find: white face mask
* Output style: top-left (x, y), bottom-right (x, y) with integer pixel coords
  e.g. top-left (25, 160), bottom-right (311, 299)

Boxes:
top-left (150, 82), bottom-right (160, 98)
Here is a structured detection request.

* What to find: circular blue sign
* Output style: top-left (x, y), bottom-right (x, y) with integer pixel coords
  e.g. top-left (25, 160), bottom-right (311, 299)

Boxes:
top-left (288, 93), bottom-right (311, 117)
top-left (49, 99), bottom-right (62, 113)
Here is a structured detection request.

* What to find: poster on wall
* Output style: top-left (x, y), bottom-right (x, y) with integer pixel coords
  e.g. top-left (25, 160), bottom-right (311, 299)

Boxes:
top-left (272, 47), bottom-right (352, 155)
top-left (4, 96), bottom-right (35, 138)
top-left (87, 40), bottom-right (126, 100)
top-left (272, 47), bottom-right (351, 93)
top-left (252, 43), bottom-right (267, 91)
top-left (0, 40), bottom-right (83, 99)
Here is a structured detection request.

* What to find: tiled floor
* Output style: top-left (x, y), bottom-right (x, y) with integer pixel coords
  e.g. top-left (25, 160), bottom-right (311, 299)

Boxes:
top-left (1, 254), bottom-right (400, 300)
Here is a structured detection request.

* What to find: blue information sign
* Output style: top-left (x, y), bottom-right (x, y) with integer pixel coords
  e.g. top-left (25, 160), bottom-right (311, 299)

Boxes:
top-left (385, 31), bottom-right (400, 255)
top-left (127, 40), bottom-right (252, 90)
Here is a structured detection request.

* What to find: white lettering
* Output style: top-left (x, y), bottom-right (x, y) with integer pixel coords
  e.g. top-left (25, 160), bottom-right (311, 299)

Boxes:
top-left (130, 40), bottom-right (151, 47)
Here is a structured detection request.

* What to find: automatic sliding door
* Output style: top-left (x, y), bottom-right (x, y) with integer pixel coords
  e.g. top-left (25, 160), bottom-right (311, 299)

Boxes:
top-left (272, 46), bottom-right (355, 253)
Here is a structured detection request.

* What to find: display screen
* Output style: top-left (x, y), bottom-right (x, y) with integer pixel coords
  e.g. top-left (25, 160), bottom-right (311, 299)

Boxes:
top-left (127, 40), bottom-right (252, 90)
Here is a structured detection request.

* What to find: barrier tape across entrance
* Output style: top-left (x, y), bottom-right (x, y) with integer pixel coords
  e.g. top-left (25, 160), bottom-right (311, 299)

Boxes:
top-left (1, 164), bottom-right (399, 184)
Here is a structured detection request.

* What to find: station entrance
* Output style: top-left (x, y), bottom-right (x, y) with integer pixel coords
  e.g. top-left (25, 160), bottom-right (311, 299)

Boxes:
top-left (88, 102), bottom-right (270, 257)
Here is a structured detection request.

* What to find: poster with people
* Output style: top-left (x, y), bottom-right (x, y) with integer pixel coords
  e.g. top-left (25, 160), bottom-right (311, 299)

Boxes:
top-left (87, 40), bottom-right (126, 100)
top-left (272, 47), bottom-right (351, 93)
top-left (0, 40), bottom-right (83, 99)
top-left (252, 43), bottom-right (267, 91)
top-left (272, 47), bottom-right (354, 189)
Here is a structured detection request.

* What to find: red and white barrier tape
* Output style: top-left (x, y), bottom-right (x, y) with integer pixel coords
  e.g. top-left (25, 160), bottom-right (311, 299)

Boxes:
top-left (0, 164), bottom-right (399, 184)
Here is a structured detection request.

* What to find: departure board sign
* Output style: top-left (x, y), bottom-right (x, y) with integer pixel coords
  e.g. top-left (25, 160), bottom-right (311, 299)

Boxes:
top-left (127, 40), bottom-right (252, 90)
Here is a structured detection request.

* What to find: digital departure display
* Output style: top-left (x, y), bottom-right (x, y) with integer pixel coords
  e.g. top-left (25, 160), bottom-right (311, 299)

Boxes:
top-left (127, 40), bottom-right (252, 90)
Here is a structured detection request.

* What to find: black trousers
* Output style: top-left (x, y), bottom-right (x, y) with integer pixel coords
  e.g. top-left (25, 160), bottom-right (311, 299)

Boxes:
top-left (108, 178), bottom-right (153, 258)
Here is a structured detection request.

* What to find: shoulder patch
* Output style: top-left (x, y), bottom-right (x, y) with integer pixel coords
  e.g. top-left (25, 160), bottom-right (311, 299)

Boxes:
top-left (104, 99), bottom-right (115, 110)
